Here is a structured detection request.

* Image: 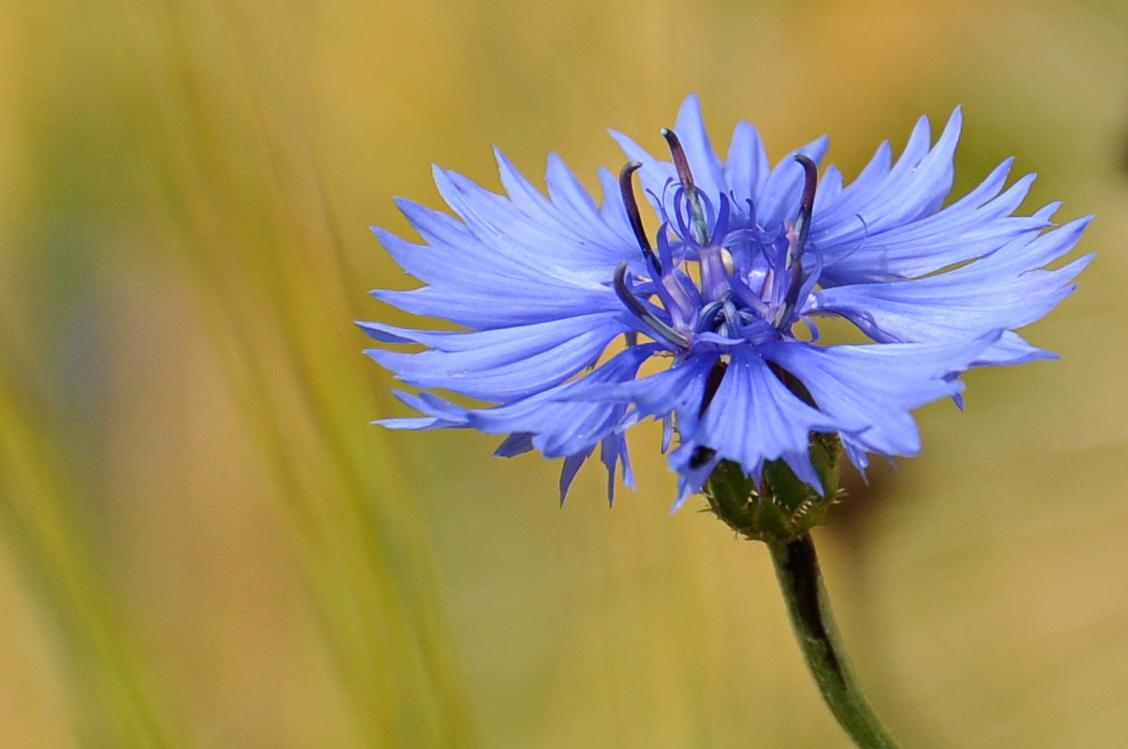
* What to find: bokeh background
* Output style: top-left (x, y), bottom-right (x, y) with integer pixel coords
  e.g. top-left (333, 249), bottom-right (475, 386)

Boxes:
top-left (1, 0), bottom-right (1126, 746)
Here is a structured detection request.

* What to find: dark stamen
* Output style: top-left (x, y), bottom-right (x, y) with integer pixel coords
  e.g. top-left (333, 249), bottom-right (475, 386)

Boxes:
top-left (660, 129), bottom-right (697, 194)
top-left (612, 262), bottom-right (689, 349)
top-left (791, 155), bottom-right (818, 261)
top-left (660, 128), bottom-right (709, 246)
top-left (776, 155), bottom-right (819, 328)
top-left (618, 162), bottom-right (660, 273)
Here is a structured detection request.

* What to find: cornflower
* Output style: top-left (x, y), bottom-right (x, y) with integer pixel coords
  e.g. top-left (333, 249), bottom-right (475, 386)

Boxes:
top-left (361, 96), bottom-right (1090, 509)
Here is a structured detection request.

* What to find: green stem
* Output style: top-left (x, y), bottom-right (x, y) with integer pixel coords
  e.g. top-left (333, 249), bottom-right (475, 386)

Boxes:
top-left (767, 534), bottom-right (902, 749)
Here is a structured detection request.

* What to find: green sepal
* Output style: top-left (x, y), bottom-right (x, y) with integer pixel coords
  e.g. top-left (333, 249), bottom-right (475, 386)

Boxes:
top-left (702, 432), bottom-right (843, 543)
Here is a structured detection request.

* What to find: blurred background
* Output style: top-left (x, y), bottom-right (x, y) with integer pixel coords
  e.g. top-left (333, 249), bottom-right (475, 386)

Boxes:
top-left (1, 0), bottom-right (1126, 746)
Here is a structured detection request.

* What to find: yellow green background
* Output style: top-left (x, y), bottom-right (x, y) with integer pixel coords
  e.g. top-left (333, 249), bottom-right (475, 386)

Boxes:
top-left (1, 0), bottom-right (1125, 746)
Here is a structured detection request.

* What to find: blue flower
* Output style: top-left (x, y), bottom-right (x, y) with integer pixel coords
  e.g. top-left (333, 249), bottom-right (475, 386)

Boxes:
top-left (360, 96), bottom-right (1091, 508)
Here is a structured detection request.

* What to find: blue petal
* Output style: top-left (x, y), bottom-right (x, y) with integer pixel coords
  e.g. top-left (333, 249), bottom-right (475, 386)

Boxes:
top-left (543, 153), bottom-right (641, 261)
top-left (491, 147), bottom-right (565, 225)
top-left (608, 130), bottom-right (677, 215)
top-left (809, 217), bottom-right (1092, 353)
top-left (579, 353), bottom-right (718, 419)
top-left (494, 432), bottom-right (534, 457)
top-left (818, 163), bottom-right (1050, 284)
top-left (379, 345), bottom-right (660, 501)
top-left (433, 166), bottom-right (629, 283)
top-left (760, 337), bottom-right (995, 461)
top-left (378, 203), bottom-right (563, 287)
top-left (596, 166), bottom-right (637, 243)
top-left (815, 111), bottom-right (959, 239)
top-left (672, 449), bottom-right (722, 511)
top-left (364, 314), bottom-right (626, 401)
top-left (377, 390), bottom-right (469, 430)
top-left (724, 120), bottom-right (771, 206)
top-left (670, 348), bottom-right (841, 493)
top-left (457, 343), bottom-right (659, 448)
top-left (968, 330), bottom-right (1056, 367)
top-left (371, 283), bottom-right (621, 330)
top-left (812, 164), bottom-right (845, 210)
top-left (494, 148), bottom-right (630, 259)
top-left (557, 430), bottom-right (634, 505)
top-left (371, 223), bottom-right (553, 293)
top-left (358, 312), bottom-right (618, 352)
top-left (383, 197), bottom-right (625, 291)
top-left (755, 135), bottom-right (831, 230)
top-left (600, 432), bottom-right (635, 504)
top-left (559, 450), bottom-right (593, 504)
top-left (817, 139), bottom-right (893, 218)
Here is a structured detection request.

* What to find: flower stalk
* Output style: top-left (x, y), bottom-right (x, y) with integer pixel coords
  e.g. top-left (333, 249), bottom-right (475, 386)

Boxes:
top-left (768, 534), bottom-right (902, 749)
top-left (705, 440), bottom-right (899, 748)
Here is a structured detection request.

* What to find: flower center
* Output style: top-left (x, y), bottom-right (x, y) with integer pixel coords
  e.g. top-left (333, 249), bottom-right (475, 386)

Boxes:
top-left (613, 131), bottom-right (821, 354)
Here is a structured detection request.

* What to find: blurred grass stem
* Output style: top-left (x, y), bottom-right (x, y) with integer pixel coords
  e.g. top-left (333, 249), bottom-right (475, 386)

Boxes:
top-left (0, 345), bottom-right (182, 746)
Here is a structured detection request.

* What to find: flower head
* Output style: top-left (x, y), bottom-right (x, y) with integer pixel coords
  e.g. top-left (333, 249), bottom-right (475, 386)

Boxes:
top-left (361, 96), bottom-right (1091, 508)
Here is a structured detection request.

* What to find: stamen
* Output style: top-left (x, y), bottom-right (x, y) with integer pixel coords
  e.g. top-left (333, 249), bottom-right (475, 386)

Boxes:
top-left (791, 155), bottom-right (818, 263)
top-left (660, 128), bottom-right (710, 246)
top-left (618, 162), bottom-right (661, 273)
top-left (775, 155), bottom-right (819, 328)
top-left (612, 262), bottom-right (690, 350)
